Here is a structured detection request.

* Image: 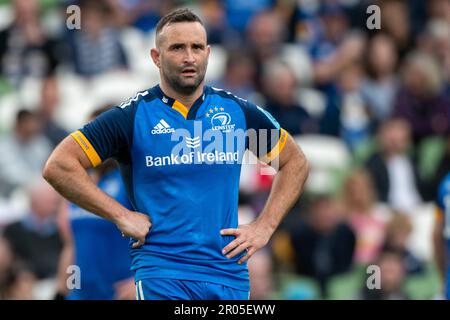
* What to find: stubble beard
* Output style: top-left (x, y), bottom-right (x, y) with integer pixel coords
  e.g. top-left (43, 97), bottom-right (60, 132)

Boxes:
top-left (163, 65), bottom-right (207, 96)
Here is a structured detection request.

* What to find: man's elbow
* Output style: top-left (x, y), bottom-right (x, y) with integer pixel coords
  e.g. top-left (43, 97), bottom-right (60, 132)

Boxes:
top-left (296, 148), bottom-right (310, 178)
top-left (42, 155), bottom-right (60, 185)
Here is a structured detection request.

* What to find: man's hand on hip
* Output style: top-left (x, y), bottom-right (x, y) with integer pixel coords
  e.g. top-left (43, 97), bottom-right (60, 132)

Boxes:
top-left (221, 221), bottom-right (273, 264)
top-left (117, 211), bottom-right (152, 248)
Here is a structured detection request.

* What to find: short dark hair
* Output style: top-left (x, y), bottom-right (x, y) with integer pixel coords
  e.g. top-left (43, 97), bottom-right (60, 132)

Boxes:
top-left (16, 109), bottom-right (35, 124)
top-left (155, 8), bottom-right (203, 35)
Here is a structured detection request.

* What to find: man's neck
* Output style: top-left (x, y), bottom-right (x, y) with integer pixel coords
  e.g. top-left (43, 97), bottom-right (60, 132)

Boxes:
top-left (160, 81), bottom-right (204, 109)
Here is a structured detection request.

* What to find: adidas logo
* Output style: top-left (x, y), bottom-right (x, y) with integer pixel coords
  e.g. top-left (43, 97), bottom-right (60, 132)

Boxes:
top-left (151, 119), bottom-right (175, 134)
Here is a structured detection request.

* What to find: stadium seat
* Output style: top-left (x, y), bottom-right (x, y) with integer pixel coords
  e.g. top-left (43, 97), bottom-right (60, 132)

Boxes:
top-left (0, 4), bottom-right (12, 30)
top-left (53, 73), bottom-right (95, 131)
top-left (205, 45), bottom-right (227, 83)
top-left (120, 28), bottom-right (157, 78)
top-left (32, 278), bottom-right (57, 300)
top-left (407, 203), bottom-right (436, 261)
top-left (281, 44), bottom-right (313, 86)
top-left (351, 136), bottom-right (377, 167)
top-left (326, 265), bottom-right (367, 300)
top-left (0, 92), bottom-right (20, 133)
top-left (403, 263), bottom-right (441, 299)
top-left (297, 88), bottom-right (327, 119)
top-left (276, 273), bottom-right (321, 300)
top-left (294, 134), bottom-right (351, 195)
top-left (0, 186), bottom-right (29, 227)
top-left (89, 71), bottom-right (154, 108)
top-left (416, 136), bottom-right (446, 181)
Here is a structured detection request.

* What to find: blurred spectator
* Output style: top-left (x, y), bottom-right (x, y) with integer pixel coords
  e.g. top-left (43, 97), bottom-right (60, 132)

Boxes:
top-left (427, 0), bottom-right (450, 22)
top-left (272, 0), bottom-right (303, 43)
top-left (417, 20), bottom-right (450, 98)
top-left (382, 213), bottom-right (425, 275)
top-left (262, 60), bottom-right (317, 136)
top-left (0, 109), bottom-right (52, 197)
top-left (0, 237), bottom-right (35, 299)
top-left (0, 0), bottom-right (62, 87)
top-left (225, 0), bottom-right (272, 37)
top-left (288, 195), bottom-right (355, 297)
top-left (361, 33), bottom-right (400, 124)
top-left (248, 249), bottom-right (274, 300)
top-left (66, 0), bottom-right (128, 77)
top-left (393, 51), bottom-right (450, 143)
top-left (212, 49), bottom-right (257, 101)
top-left (365, 118), bottom-right (427, 211)
top-left (245, 10), bottom-right (286, 88)
top-left (307, 2), bottom-right (351, 63)
top-left (343, 169), bottom-right (388, 265)
top-left (308, 3), bottom-right (365, 84)
top-left (305, 2), bottom-right (366, 136)
top-left (358, 249), bottom-right (410, 300)
top-left (102, 0), bottom-right (164, 33)
top-left (337, 63), bottom-right (371, 150)
top-left (378, 0), bottom-right (414, 59)
top-left (37, 77), bottom-right (68, 147)
top-left (3, 179), bottom-right (63, 280)
top-left (197, 0), bottom-right (228, 45)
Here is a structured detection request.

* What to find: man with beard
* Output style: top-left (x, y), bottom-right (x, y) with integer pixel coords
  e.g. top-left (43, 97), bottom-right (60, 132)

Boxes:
top-left (42, 8), bottom-right (309, 300)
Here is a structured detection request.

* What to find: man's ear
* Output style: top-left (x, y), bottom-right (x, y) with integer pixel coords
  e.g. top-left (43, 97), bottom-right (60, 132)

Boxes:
top-left (150, 48), bottom-right (160, 68)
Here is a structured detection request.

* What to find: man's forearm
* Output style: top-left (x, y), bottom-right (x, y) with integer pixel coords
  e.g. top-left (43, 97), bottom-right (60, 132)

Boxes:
top-left (256, 152), bottom-right (309, 234)
top-left (43, 154), bottom-right (128, 225)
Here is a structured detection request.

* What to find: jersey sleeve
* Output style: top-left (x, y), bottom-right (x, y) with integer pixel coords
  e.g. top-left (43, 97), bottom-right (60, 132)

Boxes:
top-left (240, 100), bottom-right (288, 162)
top-left (70, 106), bottom-right (134, 167)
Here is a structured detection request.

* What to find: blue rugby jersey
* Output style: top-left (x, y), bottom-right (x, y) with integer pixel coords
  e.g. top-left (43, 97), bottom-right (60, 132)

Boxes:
top-left (68, 169), bottom-right (133, 300)
top-left (70, 85), bottom-right (287, 291)
top-left (436, 172), bottom-right (450, 300)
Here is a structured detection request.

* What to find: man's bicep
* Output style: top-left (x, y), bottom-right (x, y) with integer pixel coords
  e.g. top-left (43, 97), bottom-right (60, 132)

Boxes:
top-left (73, 106), bottom-right (133, 165)
top-left (278, 134), bottom-right (302, 168)
top-left (56, 135), bottom-right (94, 169)
top-left (69, 130), bottom-right (102, 168)
top-left (266, 132), bottom-right (304, 170)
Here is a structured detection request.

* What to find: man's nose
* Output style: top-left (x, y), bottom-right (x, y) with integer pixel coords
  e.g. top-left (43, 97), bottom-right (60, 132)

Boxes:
top-left (184, 48), bottom-right (196, 64)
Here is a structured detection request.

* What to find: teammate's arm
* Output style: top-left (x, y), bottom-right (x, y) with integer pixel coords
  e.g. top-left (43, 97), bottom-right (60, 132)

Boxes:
top-left (43, 136), bottom-right (151, 248)
top-left (54, 201), bottom-right (73, 298)
top-left (222, 133), bottom-right (308, 264)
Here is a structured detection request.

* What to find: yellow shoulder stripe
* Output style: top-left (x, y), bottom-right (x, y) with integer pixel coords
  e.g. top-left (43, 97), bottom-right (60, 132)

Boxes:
top-left (260, 128), bottom-right (288, 163)
top-left (70, 130), bottom-right (102, 167)
top-left (172, 100), bottom-right (189, 119)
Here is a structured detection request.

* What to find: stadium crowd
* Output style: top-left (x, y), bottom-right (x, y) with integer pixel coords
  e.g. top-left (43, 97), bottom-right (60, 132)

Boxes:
top-left (0, 0), bottom-right (449, 299)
